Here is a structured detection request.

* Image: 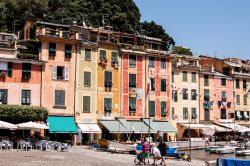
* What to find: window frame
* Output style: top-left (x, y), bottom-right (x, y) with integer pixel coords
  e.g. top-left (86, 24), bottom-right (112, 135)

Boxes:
top-left (85, 48), bottom-right (92, 61)
top-left (221, 78), bottom-right (226, 86)
top-left (160, 58), bottom-right (166, 69)
top-left (160, 78), bottom-right (167, 92)
top-left (204, 75), bottom-right (209, 86)
top-left (129, 54), bottom-right (136, 68)
top-left (160, 101), bottom-right (167, 117)
top-left (149, 100), bottom-right (155, 117)
top-left (191, 72), bottom-right (196, 83)
top-left (183, 107), bottom-right (188, 119)
top-left (83, 96), bottom-right (90, 113)
top-left (21, 89), bottom-right (31, 105)
top-left (54, 90), bottom-right (65, 107)
top-left (84, 71), bottom-right (91, 87)
top-left (182, 71), bottom-right (187, 82)
top-left (149, 57), bottom-right (155, 67)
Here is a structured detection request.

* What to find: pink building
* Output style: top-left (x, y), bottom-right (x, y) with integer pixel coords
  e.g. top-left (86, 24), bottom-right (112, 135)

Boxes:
top-left (0, 33), bottom-right (43, 106)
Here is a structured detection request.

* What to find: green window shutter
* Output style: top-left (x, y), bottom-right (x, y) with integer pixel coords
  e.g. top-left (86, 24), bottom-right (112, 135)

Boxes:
top-left (182, 71), bottom-right (187, 82)
top-left (55, 90), bottom-right (65, 106)
top-left (191, 108), bottom-right (196, 119)
top-left (150, 78), bottom-right (155, 91)
top-left (204, 89), bottom-right (210, 101)
top-left (192, 72), bottom-right (196, 83)
top-left (172, 107), bottom-right (175, 116)
top-left (204, 75), bottom-right (209, 86)
top-left (129, 97), bottom-right (136, 112)
top-left (244, 95), bottom-right (247, 105)
top-left (191, 89), bottom-right (197, 100)
top-left (171, 72), bottom-right (174, 83)
top-left (236, 95), bottom-right (240, 105)
top-left (129, 74), bottom-right (136, 87)
top-left (7, 62), bottom-right (13, 77)
top-left (84, 71), bottom-right (91, 87)
top-left (149, 57), bottom-right (155, 67)
top-left (100, 50), bottom-right (106, 61)
top-left (2, 89), bottom-right (8, 104)
top-left (21, 90), bottom-right (31, 105)
top-left (149, 101), bottom-right (155, 117)
top-left (65, 44), bottom-right (72, 58)
top-left (161, 58), bottom-right (166, 69)
top-left (236, 79), bottom-right (240, 89)
top-left (221, 78), bottom-right (226, 86)
top-left (161, 101), bottom-right (166, 117)
top-left (85, 48), bottom-right (91, 60)
top-left (129, 55), bottom-right (136, 67)
top-left (111, 52), bottom-right (118, 63)
top-left (104, 98), bottom-right (112, 112)
top-left (243, 80), bottom-right (247, 89)
top-left (183, 107), bottom-right (188, 119)
top-left (83, 96), bottom-right (90, 112)
top-left (49, 43), bottom-right (56, 56)
top-left (161, 79), bottom-right (166, 92)
top-left (22, 63), bottom-right (31, 79)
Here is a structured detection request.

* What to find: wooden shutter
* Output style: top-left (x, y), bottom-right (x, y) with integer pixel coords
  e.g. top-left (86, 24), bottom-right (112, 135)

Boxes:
top-left (21, 90), bottom-right (26, 104)
top-left (60, 90), bottom-right (65, 106)
top-left (149, 101), bottom-right (155, 117)
top-left (26, 90), bottom-right (31, 104)
top-left (85, 48), bottom-right (91, 60)
top-left (83, 96), bottom-right (90, 112)
top-left (161, 79), bottom-right (166, 92)
top-left (55, 90), bottom-right (60, 105)
top-left (7, 62), bottom-right (13, 77)
top-left (104, 98), bottom-right (112, 112)
top-left (151, 78), bottom-right (155, 91)
top-left (161, 101), bottom-right (166, 117)
top-left (2, 89), bottom-right (8, 104)
top-left (52, 66), bottom-right (57, 80)
top-left (84, 71), bottom-right (91, 87)
top-left (64, 66), bottom-right (69, 80)
top-left (183, 71), bottom-right (187, 82)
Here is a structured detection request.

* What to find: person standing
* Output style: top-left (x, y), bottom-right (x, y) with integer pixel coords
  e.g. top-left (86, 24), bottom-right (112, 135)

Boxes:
top-left (141, 137), bottom-right (150, 165)
top-left (157, 140), bottom-right (167, 165)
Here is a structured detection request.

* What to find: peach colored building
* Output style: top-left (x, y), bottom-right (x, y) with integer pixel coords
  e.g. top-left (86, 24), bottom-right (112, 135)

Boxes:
top-left (0, 33), bottom-right (43, 106)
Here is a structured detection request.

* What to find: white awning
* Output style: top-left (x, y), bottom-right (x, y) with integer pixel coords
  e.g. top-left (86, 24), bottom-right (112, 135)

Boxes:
top-left (180, 123), bottom-right (211, 129)
top-left (214, 122), bottom-right (250, 132)
top-left (205, 124), bottom-right (230, 132)
top-left (77, 123), bottom-right (102, 133)
top-left (224, 61), bottom-right (241, 68)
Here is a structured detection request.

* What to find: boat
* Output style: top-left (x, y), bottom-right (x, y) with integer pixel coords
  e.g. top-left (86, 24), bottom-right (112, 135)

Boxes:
top-left (215, 146), bottom-right (237, 154)
top-left (205, 146), bottom-right (221, 152)
top-left (236, 149), bottom-right (250, 156)
top-left (217, 158), bottom-right (250, 166)
top-left (97, 139), bottom-right (109, 149)
top-left (166, 147), bottom-right (185, 158)
top-left (108, 141), bottom-right (136, 153)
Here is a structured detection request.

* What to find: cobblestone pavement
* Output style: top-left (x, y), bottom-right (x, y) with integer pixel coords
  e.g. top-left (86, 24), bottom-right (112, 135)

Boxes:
top-left (0, 147), bottom-right (206, 166)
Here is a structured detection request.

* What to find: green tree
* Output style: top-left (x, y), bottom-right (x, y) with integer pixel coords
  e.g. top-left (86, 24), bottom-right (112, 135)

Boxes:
top-left (173, 46), bottom-right (193, 56)
top-left (0, 1), bottom-right (7, 32)
top-left (141, 21), bottom-right (175, 50)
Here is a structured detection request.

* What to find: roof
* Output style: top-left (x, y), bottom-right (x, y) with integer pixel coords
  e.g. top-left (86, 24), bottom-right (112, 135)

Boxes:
top-left (224, 61), bottom-right (242, 68)
top-left (47, 116), bottom-right (77, 133)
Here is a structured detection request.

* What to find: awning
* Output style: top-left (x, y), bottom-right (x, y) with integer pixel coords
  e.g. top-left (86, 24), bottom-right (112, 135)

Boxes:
top-left (143, 119), bottom-right (177, 133)
top-left (214, 122), bottom-right (250, 132)
top-left (179, 123), bottom-right (211, 129)
top-left (117, 118), bottom-right (152, 133)
top-left (77, 123), bottom-right (102, 134)
top-left (224, 61), bottom-right (241, 68)
top-left (207, 124), bottom-right (230, 132)
top-left (47, 116), bottom-right (77, 133)
top-left (99, 120), bottom-right (130, 133)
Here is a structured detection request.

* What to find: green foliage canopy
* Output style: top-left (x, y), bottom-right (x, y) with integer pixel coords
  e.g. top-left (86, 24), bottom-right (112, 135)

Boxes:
top-left (0, 105), bottom-right (48, 124)
top-left (173, 46), bottom-right (193, 56)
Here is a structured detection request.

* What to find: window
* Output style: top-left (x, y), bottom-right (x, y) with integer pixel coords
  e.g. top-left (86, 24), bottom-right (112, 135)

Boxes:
top-left (100, 50), bottom-right (107, 62)
top-left (221, 109), bottom-right (226, 119)
top-left (236, 95), bottom-right (240, 105)
top-left (243, 80), bottom-right (247, 89)
top-left (83, 96), bottom-right (90, 112)
top-left (244, 95), bottom-right (247, 105)
top-left (191, 72), bottom-right (196, 83)
top-left (149, 57), bottom-right (155, 67)
top-left (21, 90), bottom-right (31, 105)
top-left (183, 107), bottom-right (188, 119)
top-left (52, 66), bottom-right (69, 80)
top-left (150, 78), bottom-right (155, 91)
top-left (236, 79), bottom-right (240, 89)
top-left (161, 79), bottom-right (166, 92)
top-left (149, 101), bottom-right (155, 117)
top-left (65, 45), bottom-right (72, 58)
top-left (182, 71), bottom-right (187, 82)
top-left (104, 71), bottom-right (112, 88)
top-left (129, 55), bottom-right (136, 68)
top-left (204, 89), bottom-right (210, 101)
top-left (172, 90), bottom-right (178, 102)
top-left (84, 71), bottom-right (91, 87)
top-left (0, 89), bottom-right (8, 104)
top-left (22, 63), bottom-right (31, 80)
top-left (129, 97), bottom-right (136, 115)
top-left (104, 98), bottom-right (112, 114)
top-left (55, 90), bottom-right (65, 106)
top-left (161, 101), bottom-right (166, 117)
top-left (191, 89), bottom-right (197, 100)
top-left (129, 74), bottom-right (136, 88)
top-left (171, 72), bottom-right (174, 83)
top-left (221, 78), bottom-right (226, 86)
top-left (85, 48), bottom-right (91, 60)
top-left (222, 91), bottom-right (227, 101)
top-left (111, 52), bottom-right (118, 65)
top-left (49, 43), bottom-right (56, 56)
top-left (161, 58), bottom-right (166, 69)
top-left (7, 62), bottom-right (12, 77)
top-left (152, 43), bottom-right (158, 50)
top-left (191, 108), bottom-right (197, 119)
top-left (182, 89), bottom-right (188, 100)
top-left (172, 107), bottom-right (175, 116)
top-left (204, 75), bottom-right (209, 86)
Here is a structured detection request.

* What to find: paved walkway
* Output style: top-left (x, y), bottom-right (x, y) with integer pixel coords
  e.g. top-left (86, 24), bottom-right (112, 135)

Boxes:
top-left (0, 147), bottom-right (206, 166)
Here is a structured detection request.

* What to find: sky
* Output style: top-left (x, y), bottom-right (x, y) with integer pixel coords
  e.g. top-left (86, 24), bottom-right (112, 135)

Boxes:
top-left (135, 0), bottom-right (250, 60)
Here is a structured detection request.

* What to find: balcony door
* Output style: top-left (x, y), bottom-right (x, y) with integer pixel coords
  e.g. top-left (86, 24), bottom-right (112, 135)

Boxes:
top-left (204, 109), bottom-right (210, 121)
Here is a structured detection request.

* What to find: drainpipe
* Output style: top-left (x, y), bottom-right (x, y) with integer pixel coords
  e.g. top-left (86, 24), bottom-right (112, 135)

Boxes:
top-left (118, 50), bottom-right (123, 142)
top-left (73, 44), bottom-right (78, 122)
top-left (39, 63), bottom-right (43, 107)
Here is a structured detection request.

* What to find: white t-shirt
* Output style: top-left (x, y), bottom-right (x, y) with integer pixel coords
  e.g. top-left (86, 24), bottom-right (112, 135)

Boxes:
top-left (152, 147), bottom-right (161, 158)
